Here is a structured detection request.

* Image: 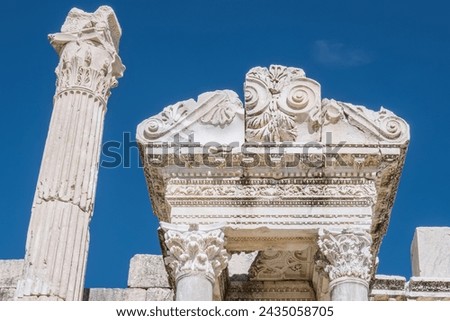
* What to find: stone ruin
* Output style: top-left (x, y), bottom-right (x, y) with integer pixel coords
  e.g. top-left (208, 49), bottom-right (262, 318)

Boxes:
top-left (0, 6), bottom-right (449, 301)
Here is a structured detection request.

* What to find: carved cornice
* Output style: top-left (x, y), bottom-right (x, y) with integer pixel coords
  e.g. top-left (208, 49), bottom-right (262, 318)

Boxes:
top-left (142, 165), bottom-right (170, 222)
top-left (167, 179), bottom-right (376, 202)
top-left (245, 65), bottom-right (321, 142)
top-left (49, 6), bottom-right (125, 102)
top-left (160, 222), bottom-right (229, 282)
top-left (317, 229), bottom-right (373, 285)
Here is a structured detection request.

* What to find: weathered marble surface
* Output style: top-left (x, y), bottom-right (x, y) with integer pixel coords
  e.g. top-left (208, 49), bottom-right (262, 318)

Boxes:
top-left (407, 276), bottom-right (450, 300)
top-left (0, 260), bottom-right (23, 301)
top-left (370, 275), bottom-right (406, 301)
top-left (176, 275), bottom-right (213, 301)
top-left (128, 255), bottom-right (170, 288)
top-left (0, 260), bottom-right (23, 288)
top-left (0, 288), bottom-right (16, 301)
top-left (228, 252), bottom-right (258, 276)
top-left (411, 227), bottom-right (450, 278)
top-left (87, 288), bottom-right (146, 301)
top-left (330, 278), bottom-right (368, 301)
top-left (146, 288), bottom-right (174, 301)
top-left (16, 5), bottom-right (124, 301)
top-left (226, 280), bottom-right (315, 301)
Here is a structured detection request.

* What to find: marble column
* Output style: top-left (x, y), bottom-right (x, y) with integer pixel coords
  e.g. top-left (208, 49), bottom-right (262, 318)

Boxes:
top-left (317, 229), bottom-right (373, 301)
top-left (15, 6), bottom-right (124, 301)
top-left (160, 222), bottom-right (228, 301)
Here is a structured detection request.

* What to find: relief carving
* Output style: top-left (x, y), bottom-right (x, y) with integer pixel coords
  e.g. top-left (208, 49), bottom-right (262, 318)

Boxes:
top-left (50, 6), bottom-right (124, 102)
top-left (317, 229), bottom-right (373, 283)
top-left (245, 65), bottom-right (321, 142)
top-left (161, 223), bottom-right (229, 282)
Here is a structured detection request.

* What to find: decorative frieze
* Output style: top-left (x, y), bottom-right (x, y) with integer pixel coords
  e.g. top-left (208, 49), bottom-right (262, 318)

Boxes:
top-left (248, 249), bottom-right (314, 281)
top-left (167, 178), bottom-right (377, 204)
top-left (370, 275), bottom-right (406, 301)
top-left (408, 277), bottom-right (450, 293)
top-left (226, 280), bottom-right (316, 301)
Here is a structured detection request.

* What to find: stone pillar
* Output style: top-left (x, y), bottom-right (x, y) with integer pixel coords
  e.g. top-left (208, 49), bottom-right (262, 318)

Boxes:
top-left (160, 223), bottom-right (228, 301)
top-left (15, 6), bottom-right (124, 301)
top-left (317, 229), bottom-right (373, 301)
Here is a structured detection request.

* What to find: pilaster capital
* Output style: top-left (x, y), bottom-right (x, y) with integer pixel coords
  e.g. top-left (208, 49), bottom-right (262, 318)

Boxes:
top-left (317, 229), bottom-right (373, 286)
top-left (49, 6), bottom-right (125, 100)
top-left (160, 222), bottom-right (229, 283)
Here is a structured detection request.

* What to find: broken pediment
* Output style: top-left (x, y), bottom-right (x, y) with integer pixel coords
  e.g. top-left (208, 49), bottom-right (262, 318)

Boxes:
top-left (137, 65), bottom-right (409, 147)
top-left (137, 90), bottom-right (244, 145)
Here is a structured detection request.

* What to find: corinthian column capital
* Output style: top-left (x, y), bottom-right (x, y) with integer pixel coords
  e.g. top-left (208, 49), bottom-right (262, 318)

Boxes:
top-left (317, 229), bottom-right (373, 285)
top-left (49, 6), bottom-right (125, 101)
top-left (160, 222), bottom-right (229, 283)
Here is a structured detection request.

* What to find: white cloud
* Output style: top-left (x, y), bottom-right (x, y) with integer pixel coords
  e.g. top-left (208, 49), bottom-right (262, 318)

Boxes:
top-left (312, 40), bottom-right (372, 67)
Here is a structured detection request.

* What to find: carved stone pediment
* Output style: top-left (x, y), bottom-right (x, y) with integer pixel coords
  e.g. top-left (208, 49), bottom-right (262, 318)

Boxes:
top-left (137, 64), bottom-right (409, 147)
top-left (137, 90), bottom-right (244, 144)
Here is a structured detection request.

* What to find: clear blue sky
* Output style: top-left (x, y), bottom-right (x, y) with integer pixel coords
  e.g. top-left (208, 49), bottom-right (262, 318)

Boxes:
top-left (0, 0), bottom-right (449, 288)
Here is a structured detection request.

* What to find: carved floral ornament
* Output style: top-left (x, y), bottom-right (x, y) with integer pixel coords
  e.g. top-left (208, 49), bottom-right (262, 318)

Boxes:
top-left (317, 229), bottom-right (373, 284)
top-left (166, 180), bottom-right (377, 202)
top-left (49, 6), bottom-right (125, 101)
top-left (139, 90), bottom-right (243, 141)
top-left (160, 222), bottom-right (229, 282)
top-left (137, 64), bottom-right (409, 147)
top-left (245, 65), bottom-right (321, 142)
top-left (248, 249), bottom-right (313, 281)
top-left (321, 99), bottom-right (409, 142)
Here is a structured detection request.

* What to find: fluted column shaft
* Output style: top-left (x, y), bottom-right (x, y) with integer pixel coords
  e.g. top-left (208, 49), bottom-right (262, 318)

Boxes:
top-left (16, 6), bottom-right (124, 301)
top-left (317, 229), bottom-right (373, 301)
top-left (160, 223), bottom-right (229, 301)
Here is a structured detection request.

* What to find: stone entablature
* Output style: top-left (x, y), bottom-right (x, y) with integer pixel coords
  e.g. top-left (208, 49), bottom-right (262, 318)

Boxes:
top-left (137, 64), bottom-right (409, 300)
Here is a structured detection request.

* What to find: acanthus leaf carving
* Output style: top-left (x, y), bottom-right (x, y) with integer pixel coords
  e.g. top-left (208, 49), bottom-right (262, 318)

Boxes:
top-left (317, 229), bottom-right (373, 284)
top-left (161, 223), bottom-right (229, 282)
top-left (139, 90), bottom-right (243, 141)
top-left (200, 90), bottom-right (243, 128)
top-left (49, 6), bottom-right (125, 102)
top-left (245, 65), bottom-right (321, 142)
